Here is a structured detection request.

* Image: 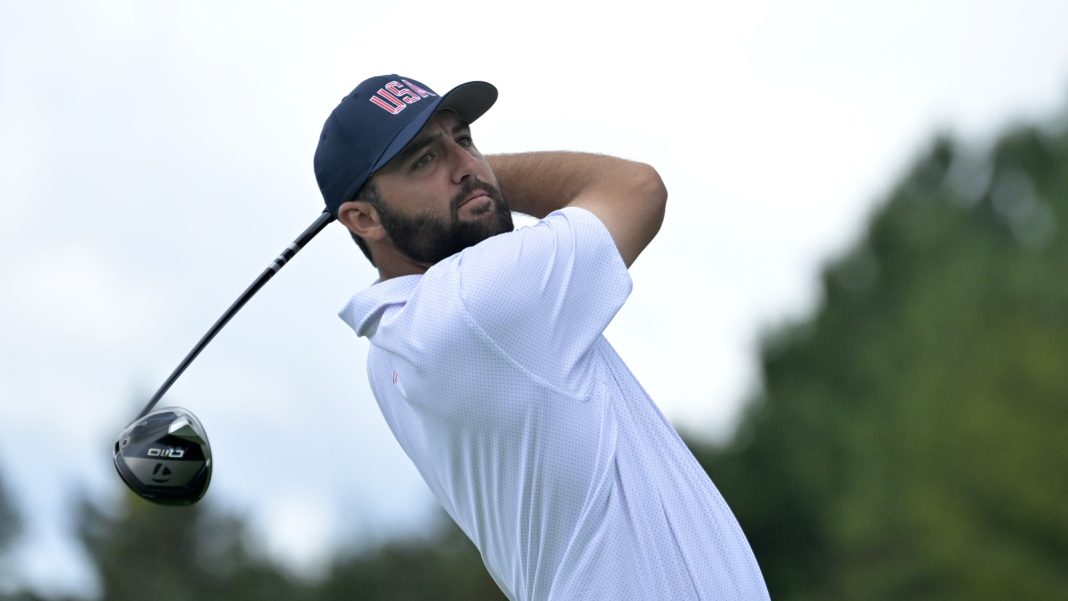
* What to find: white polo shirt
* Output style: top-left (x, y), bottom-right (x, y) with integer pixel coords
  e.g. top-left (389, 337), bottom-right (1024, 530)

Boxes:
top-left (340, 207), bottom-right (769, 601)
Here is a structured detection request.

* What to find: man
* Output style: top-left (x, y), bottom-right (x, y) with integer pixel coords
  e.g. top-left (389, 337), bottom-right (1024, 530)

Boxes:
top-left (314, 74), bottom-right (770, 600)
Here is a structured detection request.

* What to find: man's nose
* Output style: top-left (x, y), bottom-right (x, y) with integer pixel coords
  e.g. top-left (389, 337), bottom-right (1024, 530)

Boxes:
top-left (449, 143), bottom-right (483, 184)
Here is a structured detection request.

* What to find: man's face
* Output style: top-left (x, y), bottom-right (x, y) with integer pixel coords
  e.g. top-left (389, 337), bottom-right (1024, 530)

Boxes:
top-left (370, 110), bottom-right (513, 265)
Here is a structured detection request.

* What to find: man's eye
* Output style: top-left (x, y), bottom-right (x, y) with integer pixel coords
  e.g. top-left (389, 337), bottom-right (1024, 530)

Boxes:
top-left (457, 135), bottom-right (473, 148)
top-left (414, 153), bottom-right (434, 169)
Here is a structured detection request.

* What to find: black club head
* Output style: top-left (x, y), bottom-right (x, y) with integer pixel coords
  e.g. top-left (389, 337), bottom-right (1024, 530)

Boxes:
top-left (113, 407), bottom-right (212, 506)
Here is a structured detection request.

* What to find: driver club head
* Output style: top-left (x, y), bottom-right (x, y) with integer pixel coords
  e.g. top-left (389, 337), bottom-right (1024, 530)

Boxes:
top-left (113, 407), bottom-right (212, 506)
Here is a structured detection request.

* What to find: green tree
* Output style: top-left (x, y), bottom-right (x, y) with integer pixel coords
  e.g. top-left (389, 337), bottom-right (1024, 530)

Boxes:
top-left (319, 514), bottom-right (507, 601)
top-left (0, 467), bottom-right (23, 595)
top-left (695, 115), bottom-right (1068, 600)
top-left (74, 487), bottom-right (506, 601)
top-left (77, 492), bottom-right (310, 601)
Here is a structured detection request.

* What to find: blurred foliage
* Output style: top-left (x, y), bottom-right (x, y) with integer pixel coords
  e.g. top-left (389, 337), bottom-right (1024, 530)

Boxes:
top-left (76, 493), bottom-right (308, 601)
top-left (0, 471), bottom-right (22, 588)
top-left (55, 492), bottom-right (501, 601)
top-left (319, 519), bottom-right (506, 601)
top-left (5, 108), bottom-right (1068, 601)
top-left (0, 476), bottom-right (18, 549)
top-left (693, 116), bottom-right (1068, 600)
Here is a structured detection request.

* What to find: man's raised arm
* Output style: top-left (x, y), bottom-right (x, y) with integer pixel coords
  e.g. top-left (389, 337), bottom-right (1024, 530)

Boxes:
top-left (488, 152), bottom-right (667, 268)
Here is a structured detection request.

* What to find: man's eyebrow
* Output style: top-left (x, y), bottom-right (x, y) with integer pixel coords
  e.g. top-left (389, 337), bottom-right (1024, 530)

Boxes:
top-left (394, 132), bottom-right (442, 166)
top-left (392, 120), bottom-right (472, 166)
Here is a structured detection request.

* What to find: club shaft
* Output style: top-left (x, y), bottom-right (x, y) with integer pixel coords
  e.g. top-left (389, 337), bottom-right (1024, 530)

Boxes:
top-left (135, 211), bottom-right (335, 419)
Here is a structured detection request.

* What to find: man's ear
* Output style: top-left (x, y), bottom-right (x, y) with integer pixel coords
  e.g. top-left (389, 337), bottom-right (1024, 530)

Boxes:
top-left (338, 200), bottom-right (386, 242)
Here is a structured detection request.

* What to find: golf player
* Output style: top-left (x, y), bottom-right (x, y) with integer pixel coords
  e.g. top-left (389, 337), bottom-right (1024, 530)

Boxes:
top-left (315, 74), bottom-right (770, 600)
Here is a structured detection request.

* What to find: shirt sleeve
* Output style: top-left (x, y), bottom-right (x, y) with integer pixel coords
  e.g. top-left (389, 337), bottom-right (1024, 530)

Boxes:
top-left (454, 206), bottom-right (633, 390)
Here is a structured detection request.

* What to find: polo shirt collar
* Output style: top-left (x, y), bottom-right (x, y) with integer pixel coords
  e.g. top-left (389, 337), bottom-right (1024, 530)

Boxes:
top-left (338, 274), bottom-right (421, 337)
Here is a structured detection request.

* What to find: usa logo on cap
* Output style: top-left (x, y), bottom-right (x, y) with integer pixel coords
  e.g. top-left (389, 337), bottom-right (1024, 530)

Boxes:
top-left (369, 79), bottom-right (438, 115)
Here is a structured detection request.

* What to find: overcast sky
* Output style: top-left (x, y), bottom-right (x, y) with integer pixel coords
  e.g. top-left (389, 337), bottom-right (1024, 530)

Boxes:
top-left (3, 0), bottom-right (1068, 596)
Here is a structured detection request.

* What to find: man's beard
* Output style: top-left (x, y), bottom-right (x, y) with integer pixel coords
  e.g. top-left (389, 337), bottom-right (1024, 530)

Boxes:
top-left (375, 179), bottom-right (515, 266)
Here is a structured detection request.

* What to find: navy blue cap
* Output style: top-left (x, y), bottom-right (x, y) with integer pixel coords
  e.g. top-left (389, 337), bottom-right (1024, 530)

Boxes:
top-left (314, 75), bottom-right (498, 217)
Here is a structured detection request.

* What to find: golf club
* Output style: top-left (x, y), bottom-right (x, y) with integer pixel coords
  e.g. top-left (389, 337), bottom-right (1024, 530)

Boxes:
top-left (113, 210), bottom-right (334, 505)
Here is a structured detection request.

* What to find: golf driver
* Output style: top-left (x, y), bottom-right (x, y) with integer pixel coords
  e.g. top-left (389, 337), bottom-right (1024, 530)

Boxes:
top-left (114, 210), bottom-right (334, 505)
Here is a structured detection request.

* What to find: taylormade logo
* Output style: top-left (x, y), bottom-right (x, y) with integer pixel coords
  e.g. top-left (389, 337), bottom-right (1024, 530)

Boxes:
top-left (369, 79), bottom-right (436, 115)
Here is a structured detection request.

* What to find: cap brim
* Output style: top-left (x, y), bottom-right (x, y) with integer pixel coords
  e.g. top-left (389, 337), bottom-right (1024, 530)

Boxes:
top-left (372, 81), bottom-right (498, 173)
top-left (438, 80), bottom-right (498, 125)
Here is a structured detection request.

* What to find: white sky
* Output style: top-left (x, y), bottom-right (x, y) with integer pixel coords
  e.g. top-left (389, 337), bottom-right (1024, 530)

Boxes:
top-left (2, 0), bottom-right (1067, 596)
